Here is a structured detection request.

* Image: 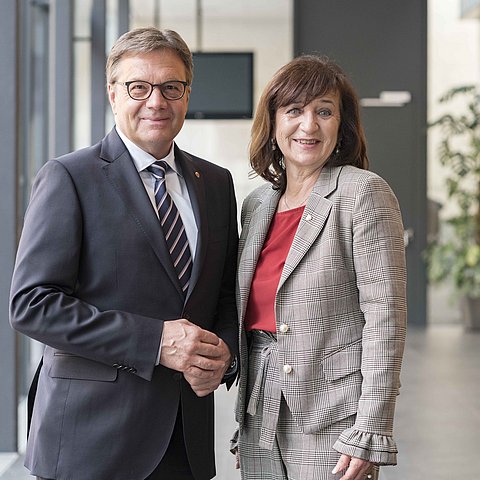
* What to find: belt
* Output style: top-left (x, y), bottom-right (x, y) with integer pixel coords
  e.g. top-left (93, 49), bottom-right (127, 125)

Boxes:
top-left (246, 330), bottom-right (281, 450)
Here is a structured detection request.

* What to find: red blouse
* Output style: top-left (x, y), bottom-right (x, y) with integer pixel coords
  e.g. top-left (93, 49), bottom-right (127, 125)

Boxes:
top-left (244, 206), bottom-right (305, 332)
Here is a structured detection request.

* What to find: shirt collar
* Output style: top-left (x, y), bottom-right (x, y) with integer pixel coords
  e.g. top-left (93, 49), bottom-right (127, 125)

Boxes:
top-left (115, 126), bottom-right (182, 176)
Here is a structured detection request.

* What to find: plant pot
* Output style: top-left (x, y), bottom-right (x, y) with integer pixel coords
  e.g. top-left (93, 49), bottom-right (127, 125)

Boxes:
top-left (460, 296), bottom-right (480, 331)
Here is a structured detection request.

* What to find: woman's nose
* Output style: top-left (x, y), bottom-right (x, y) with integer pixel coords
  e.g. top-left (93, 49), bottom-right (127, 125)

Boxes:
top-left (300, 112), bottom-right (319, 132)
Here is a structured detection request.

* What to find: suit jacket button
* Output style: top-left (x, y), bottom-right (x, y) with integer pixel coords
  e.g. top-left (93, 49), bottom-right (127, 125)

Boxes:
top-left (283, 364), bottom-right (293, 374)
top-left (305, 214), bottom-right (312, 221)
top-left (279, 323), bottom-right (289, 334)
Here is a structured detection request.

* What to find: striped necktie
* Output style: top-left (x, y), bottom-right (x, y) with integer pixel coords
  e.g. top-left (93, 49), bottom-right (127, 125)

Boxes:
top-left (147, 161), bottom-right (192, 294)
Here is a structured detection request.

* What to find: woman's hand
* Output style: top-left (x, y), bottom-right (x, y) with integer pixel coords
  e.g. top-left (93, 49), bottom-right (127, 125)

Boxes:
top-left (332, 454), bottom-right (373, 480)
top-left (229, 445), bottom-right (240, 469)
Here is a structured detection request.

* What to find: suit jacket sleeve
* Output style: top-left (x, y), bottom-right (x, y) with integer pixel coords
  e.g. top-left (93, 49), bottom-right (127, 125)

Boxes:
top-left (9, 159), bottom-right (163, 381)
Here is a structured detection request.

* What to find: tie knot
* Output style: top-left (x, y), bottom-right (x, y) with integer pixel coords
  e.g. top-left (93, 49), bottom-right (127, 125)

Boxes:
top-left (147, 161), bottom-right (168, 179)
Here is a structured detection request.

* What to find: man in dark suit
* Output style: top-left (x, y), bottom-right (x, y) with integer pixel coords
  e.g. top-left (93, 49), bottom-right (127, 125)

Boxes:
top-left (9, 27), bottom-right (238, 480)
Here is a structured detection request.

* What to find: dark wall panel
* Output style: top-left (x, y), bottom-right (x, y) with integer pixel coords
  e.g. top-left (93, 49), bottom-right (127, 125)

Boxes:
top-left (294, 0), bottom-right (428, 324)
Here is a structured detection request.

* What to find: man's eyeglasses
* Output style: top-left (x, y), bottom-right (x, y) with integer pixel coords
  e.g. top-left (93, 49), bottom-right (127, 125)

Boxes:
top-left (118, 80), bottom-right (188, 101)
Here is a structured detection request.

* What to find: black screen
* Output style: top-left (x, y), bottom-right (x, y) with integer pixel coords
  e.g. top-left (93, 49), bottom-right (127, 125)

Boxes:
top-left (187, 52), bottom-right (254, 119)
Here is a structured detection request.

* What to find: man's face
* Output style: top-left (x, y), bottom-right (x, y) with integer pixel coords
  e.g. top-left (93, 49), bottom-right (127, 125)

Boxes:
top-left (108, 49), bottom-right (189, 159)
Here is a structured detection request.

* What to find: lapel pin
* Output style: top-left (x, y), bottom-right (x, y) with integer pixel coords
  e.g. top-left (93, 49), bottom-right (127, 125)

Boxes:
top-left (195, 171), bottom-right (201, 178)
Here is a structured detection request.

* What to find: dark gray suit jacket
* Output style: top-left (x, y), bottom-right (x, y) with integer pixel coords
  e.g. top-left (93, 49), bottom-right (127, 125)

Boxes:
top-left (10, 128), bottom-right (239, 480)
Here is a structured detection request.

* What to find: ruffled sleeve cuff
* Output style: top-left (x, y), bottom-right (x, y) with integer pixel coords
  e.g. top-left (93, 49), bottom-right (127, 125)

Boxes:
top-left (333, 428), bottom-right (398, 465)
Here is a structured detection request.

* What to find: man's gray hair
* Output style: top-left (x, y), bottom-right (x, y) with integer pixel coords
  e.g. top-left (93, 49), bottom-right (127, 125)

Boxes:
top-left (106, 27), bottom-right (193, 85)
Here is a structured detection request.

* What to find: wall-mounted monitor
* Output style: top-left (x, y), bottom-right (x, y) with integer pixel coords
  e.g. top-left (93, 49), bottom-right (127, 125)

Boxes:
top-left (187, 52), bottom-right (254, 120)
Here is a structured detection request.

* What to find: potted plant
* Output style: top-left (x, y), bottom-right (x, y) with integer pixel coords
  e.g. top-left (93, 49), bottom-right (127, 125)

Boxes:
top-left (427, 85), bottom-right (480, 330)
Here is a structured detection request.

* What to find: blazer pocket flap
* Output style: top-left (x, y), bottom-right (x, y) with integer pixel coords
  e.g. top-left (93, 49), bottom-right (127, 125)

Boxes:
top-left (49, 353), bottom-right (118, 382)
top-left (322, 340), bottom-right (362, 382)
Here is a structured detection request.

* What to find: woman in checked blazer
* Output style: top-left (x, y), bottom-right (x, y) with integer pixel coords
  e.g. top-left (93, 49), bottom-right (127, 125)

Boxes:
top-left (232, 55), bottom-right (407, 480)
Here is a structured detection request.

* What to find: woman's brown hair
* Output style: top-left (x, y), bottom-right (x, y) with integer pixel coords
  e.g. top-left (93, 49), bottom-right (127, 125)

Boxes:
top-left (250, 55), bottom-right (368, 190)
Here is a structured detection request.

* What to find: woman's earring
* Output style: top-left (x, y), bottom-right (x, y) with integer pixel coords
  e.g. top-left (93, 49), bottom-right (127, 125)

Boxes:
top-left (271, 138), bottom-right (277, 151)
top-left (335, 139), bottom-right (341, 155)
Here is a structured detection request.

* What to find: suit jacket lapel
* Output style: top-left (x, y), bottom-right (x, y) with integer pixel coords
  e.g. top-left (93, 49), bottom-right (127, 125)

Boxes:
top-left (278, 165), bottom-right (341, 290)
top-left (100, 129), bottom-right (183, 296)
top-left (174, 146), bottom-right (207, 300)
top-left (238, 187), bottom-right (281, 321)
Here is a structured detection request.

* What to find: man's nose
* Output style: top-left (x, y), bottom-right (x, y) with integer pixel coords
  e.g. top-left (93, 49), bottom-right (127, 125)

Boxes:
top-left (146, 86), bottom-right (168, 107)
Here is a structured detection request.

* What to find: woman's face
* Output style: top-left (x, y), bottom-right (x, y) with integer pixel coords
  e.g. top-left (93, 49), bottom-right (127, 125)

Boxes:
top-left (274, 92), bottom-right (341, 173)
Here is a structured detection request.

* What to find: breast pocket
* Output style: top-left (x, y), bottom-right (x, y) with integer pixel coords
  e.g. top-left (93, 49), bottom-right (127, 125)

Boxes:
top-left (49, 352), bottom-right (118, 382)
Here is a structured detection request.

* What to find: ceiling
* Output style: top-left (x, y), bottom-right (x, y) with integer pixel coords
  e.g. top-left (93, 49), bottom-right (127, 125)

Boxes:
top-left (131, 0), bottom-right (292, 21)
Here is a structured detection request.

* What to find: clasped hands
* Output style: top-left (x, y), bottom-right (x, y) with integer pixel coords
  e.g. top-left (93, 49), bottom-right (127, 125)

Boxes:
top-left (159, 318), bottom-right (231, 397)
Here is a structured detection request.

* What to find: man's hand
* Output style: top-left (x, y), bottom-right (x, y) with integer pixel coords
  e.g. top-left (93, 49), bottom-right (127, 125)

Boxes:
top-left (183, 337), bottom-right (231, 397)
top-left (159, 319), bottom-right (231, 397)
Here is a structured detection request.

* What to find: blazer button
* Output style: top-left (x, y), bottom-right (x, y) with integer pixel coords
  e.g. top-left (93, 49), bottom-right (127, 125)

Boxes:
top-left (279, 323), bottom-right (289, 334)
top-left (305, 213), bottom-right (312, 221)
top-left (283, 364), bottom-right (293, 374)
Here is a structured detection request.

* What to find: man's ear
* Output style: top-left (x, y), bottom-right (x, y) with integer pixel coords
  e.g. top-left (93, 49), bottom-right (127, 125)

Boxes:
top-left (107, 83), bottom-right (116, 114)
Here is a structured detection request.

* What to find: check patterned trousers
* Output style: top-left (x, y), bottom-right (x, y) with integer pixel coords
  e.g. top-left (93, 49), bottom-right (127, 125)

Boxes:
top-left (238, 331), bottom-right (379, 480)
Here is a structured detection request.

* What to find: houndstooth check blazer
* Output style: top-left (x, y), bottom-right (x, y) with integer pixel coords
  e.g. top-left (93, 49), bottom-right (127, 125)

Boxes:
top-left (235, 164), bottom-right (407, 465)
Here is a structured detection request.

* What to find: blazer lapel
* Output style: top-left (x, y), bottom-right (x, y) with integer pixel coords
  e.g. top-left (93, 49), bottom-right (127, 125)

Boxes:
top-left (278, 165), bottom-right (342, 290)
top-left (100, 129), bottom-right (183, 296)
top-left (238, 187), bottom-right (281, 321)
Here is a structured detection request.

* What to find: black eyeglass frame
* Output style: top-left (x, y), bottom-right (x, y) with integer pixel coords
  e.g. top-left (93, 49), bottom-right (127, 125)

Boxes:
top-left (119, 80), bottom-right (189, 101)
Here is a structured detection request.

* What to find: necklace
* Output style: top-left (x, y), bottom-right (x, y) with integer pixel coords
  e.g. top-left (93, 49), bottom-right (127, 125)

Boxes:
top-left (283, 191), bottom-right (310, 210)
